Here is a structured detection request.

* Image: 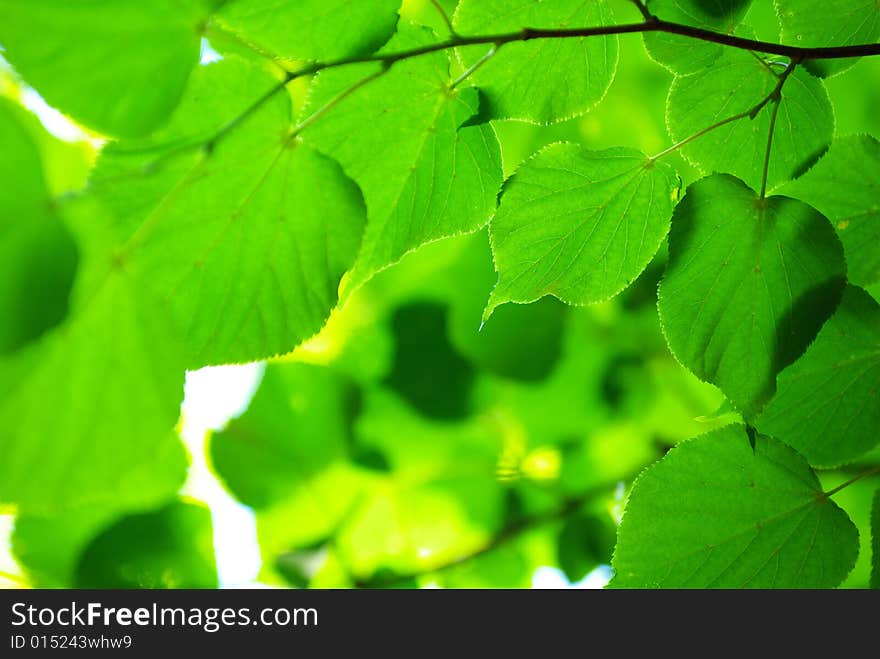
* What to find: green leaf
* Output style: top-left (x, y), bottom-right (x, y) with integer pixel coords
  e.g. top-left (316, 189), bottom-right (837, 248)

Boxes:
top-left (610, 425), bottom-right (859, 588)
top-left (75, 501), bottom-right (218, 589)
top-left (91, 58), bottom-right (366, 366)
top-left (0, 0), bottom-right (211, 137)
top-left (439, 545), bottom-right (533, 588)
top-left (254, 464), bottom-right (366, 568)
top-left (210, 362), bottom-right (359, 509)
top-left (775, 0), bottom-right (880, 77)
top-left (454, 296), bottom-right (568, 383)
top-left (12, 437), bottom-right (188, 587)
top-left (0, 267), bottom-right (187, 513)
top-left (303, 25), bottom-right (502, 289)
top-left (872, 488), bottom-right (880, 589)
top-left (453, 0), bottom-right (619, 123)
top-left (274, 543), bottom-right (332, 588)
top-left (557, 512), bottom-right (616, 583)
top-left (658, 174), bottom-right (846, 419)
top-left (335, 475), bottom-right (506, 579)
top-left (644, 0), bottom-right (754, 74)
top-left (782, 135), bottom-right (880, 287)
top-left (216, 0), bottom-right (400, 61)
top-left (667, 50), bottom-right (834, 192)
top-left (757, 285), bottom-right (880, 467)
top-left (0, 99), bottom-right (77, 355)
top-left (384, 302), bottom-right (475, 419)
top-left (487, 144), bottom-right (678, 316)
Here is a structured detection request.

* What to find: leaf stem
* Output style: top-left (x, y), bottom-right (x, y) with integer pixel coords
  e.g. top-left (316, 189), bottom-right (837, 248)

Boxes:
top-left (759, 94), bottom-right (782, 198)
top-left (449, 45), bottom-right (497, 89)
top-left (429, 0), bottom-right (458, 37)
top-left (192, 18), bottom-right (875, 159)
top-left (203, 76), bottom-right (293, 155)
top-left (649, 60), bottom-right (797, 163)
top-left (205, 20), bottom-right (293, 73)
top-left (349, 470), bottom-right (644, 588)
top-left (649, 111), bottom-right (753, 161)
top-left (823, 465), bottom-right (880, 499)
top-left (259, 19), bottom-right (880, 86)
top-left (759, 60), bottom-right (799, 197)
top-left (289, 64), bottom-right (392, 140)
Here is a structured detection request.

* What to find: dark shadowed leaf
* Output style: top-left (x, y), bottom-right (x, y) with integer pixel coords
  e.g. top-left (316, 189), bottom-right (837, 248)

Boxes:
top-left (611, 425), bottom-right (859, 588)
top-left (659, 174), bottom-right (845, 419)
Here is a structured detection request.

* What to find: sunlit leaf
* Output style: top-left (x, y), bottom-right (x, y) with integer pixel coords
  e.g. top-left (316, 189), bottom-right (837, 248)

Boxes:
top-left (91, 57), bottom-right (366, 366)
top-left (303, 25), bottom-right (503, 289)
top-left (644, 0), bottom-right (753, 74)
top-left (487, 144), bottom-right (678, 315)
top-left (217, 0), bottom-right (400, 62)
top-left (11, 437), bottom-right (187, 587)
top-left (776, 0), bottom-right (880, 77)
top-left (210, 362), bottom-right (360, 509)
top-left (453, 0), bottom-right (618, 123)
top-left (0, 0), bottom-right (212, 136)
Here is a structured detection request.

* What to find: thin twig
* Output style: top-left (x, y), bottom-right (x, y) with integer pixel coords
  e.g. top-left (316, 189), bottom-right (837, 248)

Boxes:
top-left (759, 96), bottom-right (783, 198)
top-left (649, 61), bottom-right (797, 162)
top-left (449, 46), bottom-right (497, 89)
top-left (429, 0), bottom-right (458, 37)
top-left (759, 60), bottom-right (799, 197)
top-left (175, 19), bottom-right (880, 158)
top-left (823, 465), bottom-right (880, 498)
top-left (288, 64), bottom-right (391, 139)
top-left (351, 475), bottom-right (637, 588)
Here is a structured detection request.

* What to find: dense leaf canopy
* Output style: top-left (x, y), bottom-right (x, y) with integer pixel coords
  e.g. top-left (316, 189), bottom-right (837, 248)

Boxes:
top-left (0, 0), bottom-right (878, 590)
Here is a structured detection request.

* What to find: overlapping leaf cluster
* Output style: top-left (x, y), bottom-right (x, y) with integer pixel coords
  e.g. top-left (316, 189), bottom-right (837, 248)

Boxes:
top-left (0, 0), bottom-right (878, 588)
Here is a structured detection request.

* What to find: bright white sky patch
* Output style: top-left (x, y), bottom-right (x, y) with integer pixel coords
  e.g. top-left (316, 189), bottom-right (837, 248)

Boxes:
top-left (200, 38), bottom-right (223, 65)
top-left (181, 363), bottom-right (265, 588)
top-left (19, 87), bottom-right (91, 143)
top-left (532, 564), bottom-right (612, 589)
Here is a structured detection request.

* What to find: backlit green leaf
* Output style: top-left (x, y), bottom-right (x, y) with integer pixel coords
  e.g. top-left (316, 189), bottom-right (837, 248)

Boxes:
top-left (611, 425), bottom-right (859, 588)
top-left (0, 266), bottom-right (187, 513)
top-left (453, 0), bottom-right (619, 123)
top-left (303, 25), bottom-right (502, 289)
top-left (757, 285), bottom-right (880, 467)
top-left (658, 174), bottom-right (846, 419)
top-left (11, 437), bottom-right (187, 587)
top-left (216, 0), bottom-right (400, 62)
top-left (92, 58), bottom-right (366, 366)
top-left (487, 144), bottom-right (679, 316)
top-left (0, 0), bottom-right (211, 136)
top-left (210, 362), bottom-right (360, 509)
top-left (775, 0), bottom-right (880, 77)
top-left (644, 0), bottom-right (754, 74)
top-left (667, 50), bottom-right (834, 192)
